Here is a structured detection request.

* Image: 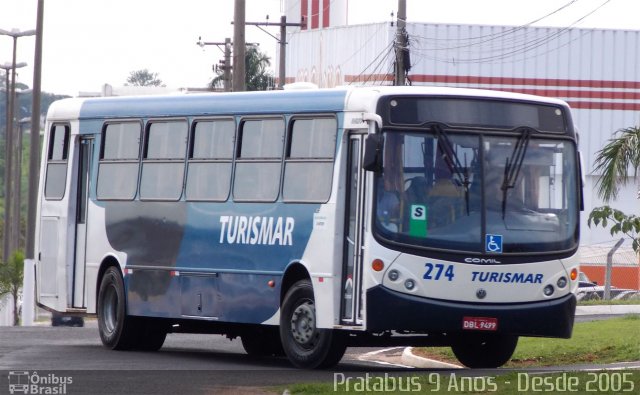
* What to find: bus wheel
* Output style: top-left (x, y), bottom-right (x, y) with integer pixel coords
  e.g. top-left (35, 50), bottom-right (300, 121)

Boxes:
top-left (279, 280), bottom-right (346, 369)
top-left (135, 319), bottom-right (167, 351)
top-left (451, 334), bottom-right (518, 368)
top-left (97, 266), bottom-right (139, 350)
top-left (241, 327), bottom-right (285, 357)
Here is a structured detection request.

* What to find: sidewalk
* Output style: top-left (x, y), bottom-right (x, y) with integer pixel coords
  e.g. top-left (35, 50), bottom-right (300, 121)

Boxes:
top-left (575, 304), bottom-right (640, 315)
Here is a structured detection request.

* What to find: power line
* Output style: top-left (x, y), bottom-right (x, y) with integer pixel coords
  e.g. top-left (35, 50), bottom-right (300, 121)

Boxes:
top-left (410, 0), bottom-right (580, 49)
top-left (348, 40), bottom-right (395, 85)
top-left (410, 0), bottom-right (612, 64)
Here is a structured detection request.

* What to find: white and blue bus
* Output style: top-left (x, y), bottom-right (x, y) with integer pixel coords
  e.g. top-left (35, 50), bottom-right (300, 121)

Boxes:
top-left (35, 86), bottom-right (582, 368)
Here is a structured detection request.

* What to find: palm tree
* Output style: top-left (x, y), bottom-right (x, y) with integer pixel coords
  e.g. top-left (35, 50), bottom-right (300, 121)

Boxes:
top-left (588, 126), bottom-right (640, 252)
top-left (211, 46), bottom-right (274, 91)
top-left (592, 126), bottom-right (640, 202)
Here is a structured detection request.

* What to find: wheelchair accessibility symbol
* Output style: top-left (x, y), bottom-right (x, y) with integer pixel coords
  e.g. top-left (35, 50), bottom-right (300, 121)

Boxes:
top-left (485, 234), bottom-right (503, 253)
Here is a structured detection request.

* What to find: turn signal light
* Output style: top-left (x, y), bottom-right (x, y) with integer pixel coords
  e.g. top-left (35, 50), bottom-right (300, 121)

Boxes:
top-left (372, 259), bottom-right (384, 272)
top-left (570, 268), bottom-right (578, 281)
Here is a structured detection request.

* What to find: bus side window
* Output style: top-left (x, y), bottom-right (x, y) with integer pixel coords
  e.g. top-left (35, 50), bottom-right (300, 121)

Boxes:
top-left (282, 117), bottom-right (336, 203)
top-left (44, 124), bottom-right (70, 200)
top-left (186, 119), bottom-right (235, 201)
top-left (97, 121), bottom-right (142, 200)
top-left (233, 118), bottom-right (284, 202)
top-left (139, 120), bottom-right (188, 201)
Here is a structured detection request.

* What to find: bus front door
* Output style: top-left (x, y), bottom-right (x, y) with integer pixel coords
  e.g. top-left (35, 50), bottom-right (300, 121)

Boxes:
top-left (37, 124), bottom-right (71, 311)
top-left (71, 137), bottom-right (93, 308)
top-left (341, 134), bottom-right (366, 325)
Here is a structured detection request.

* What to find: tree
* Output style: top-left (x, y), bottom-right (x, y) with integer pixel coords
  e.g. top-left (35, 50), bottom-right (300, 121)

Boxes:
top-left (211, 46), bottom-right (274, 91)
top-left (0, 250), bottom-right (24, 325)
top-left (588, 126), bottom-right (640, 252)
top-left (126, 69), bottom-right (165, 87)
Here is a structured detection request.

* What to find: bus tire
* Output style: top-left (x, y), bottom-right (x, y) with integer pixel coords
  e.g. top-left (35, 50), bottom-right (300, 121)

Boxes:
top-left (135, 318), bottom-right (167, 351)
top-left (241, 327), bottom-right (285, 357)
top-left (451, 334), bottom-right (518, 368)
top-left (279, 280), bottom-right (347, 369)
top-left (97, 266), bottom-right (139, 350)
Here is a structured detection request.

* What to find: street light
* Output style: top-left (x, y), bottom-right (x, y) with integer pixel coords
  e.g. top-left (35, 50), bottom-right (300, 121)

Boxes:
top-left (0, 28), bottom-right (35, 260)
top-left (14, 115), bottom-right (32, 252)
top-left (0, 62), bottom-right (27, 261)
top-left (1, 62), bottom-right (27, 135)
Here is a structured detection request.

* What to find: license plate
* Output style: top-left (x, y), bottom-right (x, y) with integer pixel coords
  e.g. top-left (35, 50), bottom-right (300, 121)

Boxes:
top-left (462, 316), bottom-right (498, 331)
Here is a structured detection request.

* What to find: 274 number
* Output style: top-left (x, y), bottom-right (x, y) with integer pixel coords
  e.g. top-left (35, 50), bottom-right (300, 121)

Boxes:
top-left (423, 263), bottom-right (455, 281)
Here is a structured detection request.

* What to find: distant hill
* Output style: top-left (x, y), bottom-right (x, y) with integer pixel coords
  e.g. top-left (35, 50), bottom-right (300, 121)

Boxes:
top-left (0, 82), bottom-right (71, 130)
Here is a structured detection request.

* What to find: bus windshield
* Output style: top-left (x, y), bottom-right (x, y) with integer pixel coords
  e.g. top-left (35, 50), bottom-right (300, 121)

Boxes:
top-left (373, 128), bottom-right (579, 254)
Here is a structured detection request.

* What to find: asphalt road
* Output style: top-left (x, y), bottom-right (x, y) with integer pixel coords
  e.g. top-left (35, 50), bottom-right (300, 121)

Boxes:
top-left (1, 317), bottom-right (638, 395)
top-left (0, 325), bottom-right (412, 394)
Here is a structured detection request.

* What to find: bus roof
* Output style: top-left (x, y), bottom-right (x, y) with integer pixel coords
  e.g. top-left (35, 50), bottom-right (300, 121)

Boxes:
top-left (45, 86), bottom-right (571, 122)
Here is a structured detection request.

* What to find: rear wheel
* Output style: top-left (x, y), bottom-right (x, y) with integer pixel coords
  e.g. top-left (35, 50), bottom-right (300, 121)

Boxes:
top-left (97, 266), bottom-right (166, 351)
top-left (241, 327), bottom-right (285, 357)
top-left (451, 334), bottom-right (518, 368)
top-left (279, 280), bottom-right (346, 369)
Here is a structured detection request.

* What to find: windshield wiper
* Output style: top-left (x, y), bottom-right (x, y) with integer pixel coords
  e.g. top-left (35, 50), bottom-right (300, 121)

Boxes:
top-left (501, 127), bottom-right (532, 219)
top-left (429, 122), bottom-right (471, 215)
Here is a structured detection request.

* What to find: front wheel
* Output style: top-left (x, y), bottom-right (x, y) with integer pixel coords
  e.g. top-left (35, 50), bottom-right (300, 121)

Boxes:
top-left (241, 327), bottom-right (285, 357)
top-left (279, 280), bottom-right (346, 369)
top-left (451, 334), bottom-right (518, 368)
top-left (97, 266), bottom-right (166, 351)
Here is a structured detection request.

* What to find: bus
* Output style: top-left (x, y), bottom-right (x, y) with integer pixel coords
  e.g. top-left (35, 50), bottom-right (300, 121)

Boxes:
top-left (35, 86), bottom-right (582, 369)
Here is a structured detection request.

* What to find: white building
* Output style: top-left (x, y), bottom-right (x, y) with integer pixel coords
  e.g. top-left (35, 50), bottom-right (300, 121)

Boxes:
top-left (281, 0), bottom-right (639, 253)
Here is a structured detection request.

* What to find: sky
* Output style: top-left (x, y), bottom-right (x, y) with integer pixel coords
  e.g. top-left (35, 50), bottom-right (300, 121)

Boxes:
top-left (1, 0), bottom-right (638, 97)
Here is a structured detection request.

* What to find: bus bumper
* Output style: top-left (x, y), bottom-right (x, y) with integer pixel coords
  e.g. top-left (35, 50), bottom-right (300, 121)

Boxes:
top-left (366, 285), bottom-right (576, 338)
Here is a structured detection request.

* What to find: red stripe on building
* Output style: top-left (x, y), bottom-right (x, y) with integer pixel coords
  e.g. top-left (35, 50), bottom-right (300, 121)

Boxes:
top-left (409, 74), bottom-right (640, 90)
top-left (498, 88), bottom-right (640, 100)
top-left (567, 102), bottom-right (640, 111)
top-left (342, 73), bottom-right (640, 111)
top-left (311, 0), bottom-right (319, 29)
top-left (322, 0), bottom-right (330, 28)
top-left (301, 0), bottom-right (308, 30)
top-left (344, 73), bottom-right (394, 83)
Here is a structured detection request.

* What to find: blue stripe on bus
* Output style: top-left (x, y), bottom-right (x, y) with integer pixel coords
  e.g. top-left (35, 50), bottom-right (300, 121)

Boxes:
top-left (114, 200), bottom-right (318, 323)
top-left (79, 89), bottom-right (348, 119)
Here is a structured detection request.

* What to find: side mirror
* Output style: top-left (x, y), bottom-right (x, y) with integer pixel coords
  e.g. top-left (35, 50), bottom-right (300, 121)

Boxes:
top-left (363, 134), bottom-right (384, 172)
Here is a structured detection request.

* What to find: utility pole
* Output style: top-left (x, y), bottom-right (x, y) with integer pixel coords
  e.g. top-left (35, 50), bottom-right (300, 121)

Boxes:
top-left (223, 38), bottom-right (232, 91)
top-left (233, 0), bottom-right (246, 91)
top-left (197, 37), bottom-right (232, 91)
top-left (245, 15), bottom-right (305, 89)
top-left (1, 64), bottom-right (12, 261)
top-left (27, 0), bottom-right (45, 260)
top-left (279, 15), bottom-right (286, 88)
top-left (394, 0), bottom-right (408, 86)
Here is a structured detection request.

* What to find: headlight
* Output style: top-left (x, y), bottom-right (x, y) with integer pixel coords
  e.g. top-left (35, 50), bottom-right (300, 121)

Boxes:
top-left (557, 277), bottom-right (567, 288)
top-left (404, 279), bottom-right (416, 290)
top-left (543, 285), bottom-right (555, 296)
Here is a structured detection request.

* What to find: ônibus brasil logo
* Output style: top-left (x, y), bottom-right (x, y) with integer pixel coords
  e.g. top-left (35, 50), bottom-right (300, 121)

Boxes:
top-left (8, 371), bottom-right (73, 394)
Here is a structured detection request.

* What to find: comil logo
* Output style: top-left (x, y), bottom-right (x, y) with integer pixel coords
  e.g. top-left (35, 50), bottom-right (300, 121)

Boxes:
top-left (8, 371), bottom-right (73, 394)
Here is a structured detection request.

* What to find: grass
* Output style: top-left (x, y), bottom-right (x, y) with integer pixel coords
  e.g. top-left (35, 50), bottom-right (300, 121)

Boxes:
top-left (413, 315), bottom-right (640, 368)
top-left (267, 317), bottom-right (640, 394)
top-left (578, 298), bottom-right (640, 306)
top-left (279, 371), bottom-right (640, 394)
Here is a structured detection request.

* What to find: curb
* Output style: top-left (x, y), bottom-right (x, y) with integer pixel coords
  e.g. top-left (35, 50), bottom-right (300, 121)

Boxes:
top-left (575, 305), bottom-right (640, 315)
top-left (401, 347), bottom-right (462, 369)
